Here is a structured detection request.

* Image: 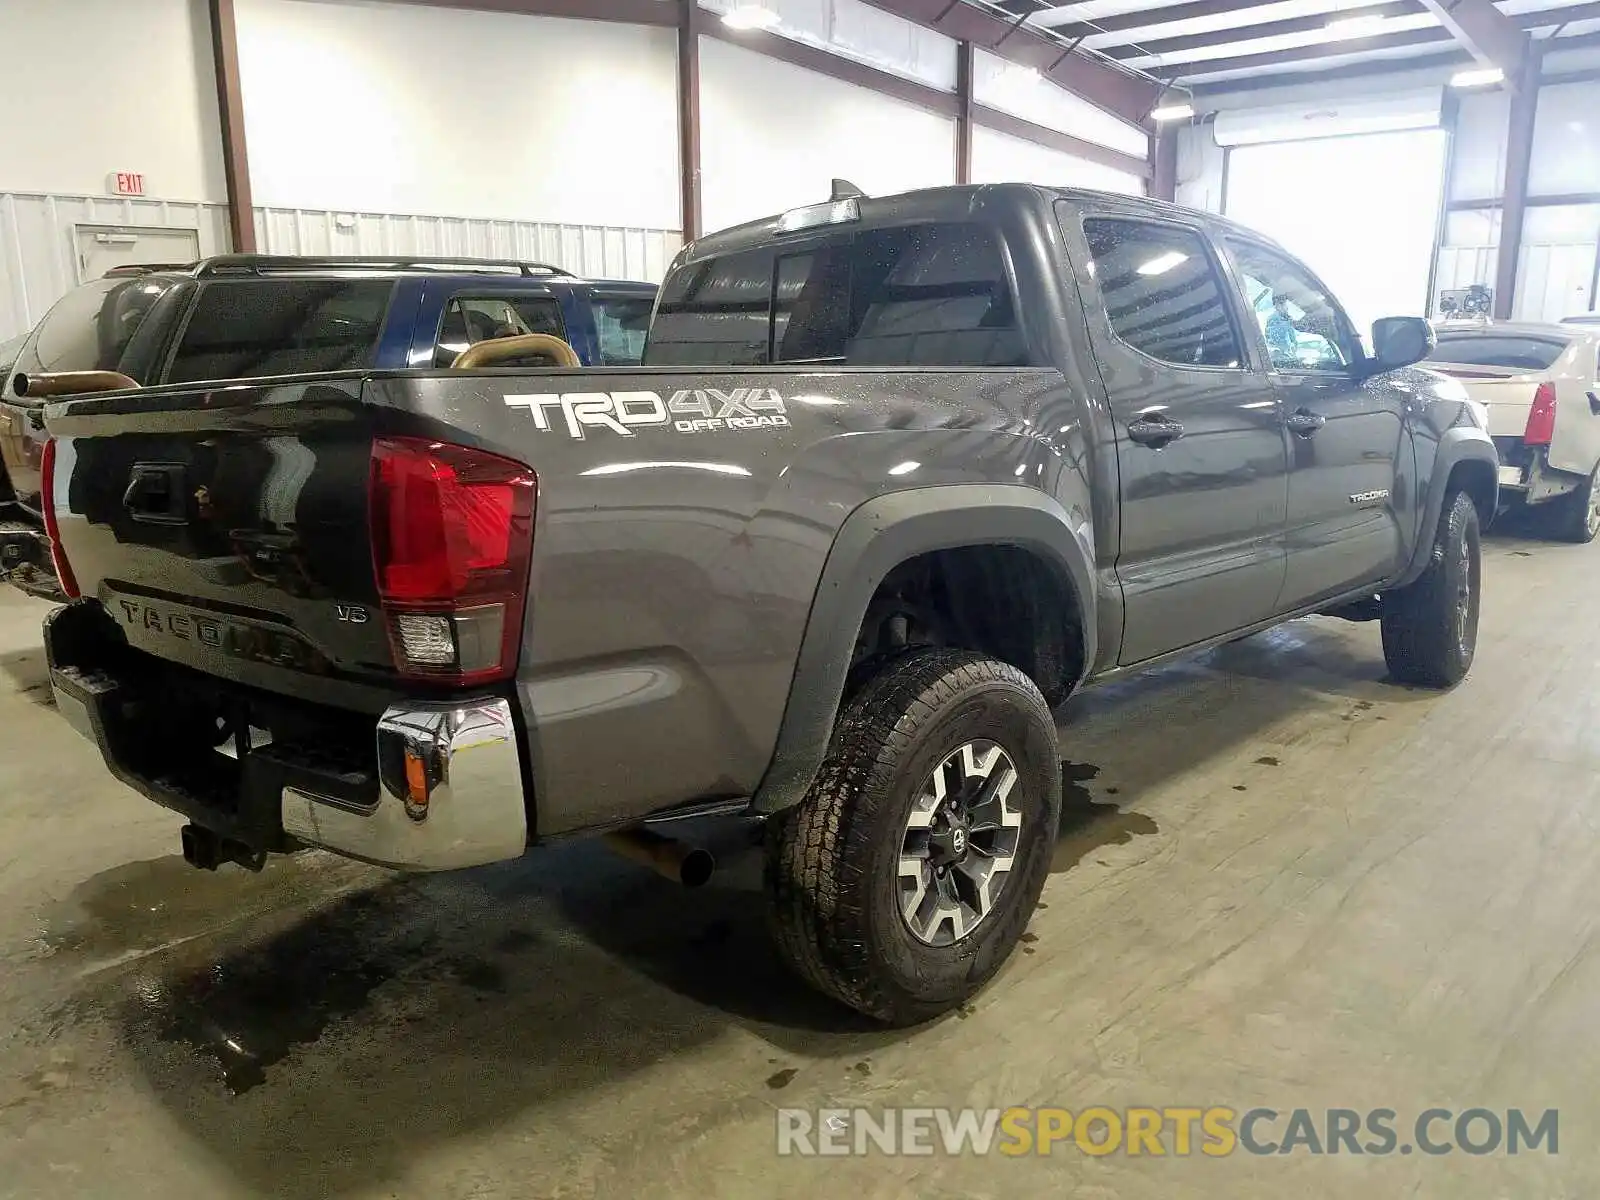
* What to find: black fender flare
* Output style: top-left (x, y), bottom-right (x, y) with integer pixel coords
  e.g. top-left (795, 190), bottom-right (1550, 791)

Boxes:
top-left (750, 484), bottom-right (1097, 814)
top-left (1392, 425), bottom-right (1498, 590)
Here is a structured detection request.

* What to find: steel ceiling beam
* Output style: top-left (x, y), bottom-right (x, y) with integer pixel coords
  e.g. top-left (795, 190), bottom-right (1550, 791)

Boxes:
top-left (1190, 44), bottom-right (1469, 93)
top-left (863, 0), bottom-right (1162, 125)
top-left (381, 0), bottom-right (677, 24)
top-left (1099, 0), bottom-right (1421, 61)
top-left (1418, 0), bottom-right (1528, 77)
top-left (1037, 0), bottom-right (1294, 38)
top-left (1167, 24), bottom-right (1453, 78)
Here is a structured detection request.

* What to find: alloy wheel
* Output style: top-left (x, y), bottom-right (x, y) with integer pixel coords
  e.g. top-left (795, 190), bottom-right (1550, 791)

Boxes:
top-left (897, 740), bottom-right (1024, 947)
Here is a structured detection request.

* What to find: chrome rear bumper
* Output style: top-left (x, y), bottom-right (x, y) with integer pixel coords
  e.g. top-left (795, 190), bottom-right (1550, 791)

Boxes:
top-left (281, 697), bottom-right (528, 871)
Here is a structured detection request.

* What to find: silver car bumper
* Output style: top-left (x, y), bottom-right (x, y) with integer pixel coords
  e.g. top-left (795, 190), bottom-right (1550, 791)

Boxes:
top-left (281, 697), bottom-right (528, 871)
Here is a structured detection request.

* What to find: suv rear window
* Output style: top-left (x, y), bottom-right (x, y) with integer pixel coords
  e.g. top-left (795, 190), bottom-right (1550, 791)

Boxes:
top-left (1429, 332), bottom-right (1569, 372)
top-left (13, 275), bottom-right (176, 384)
top-left (646, 222), bottom-right (1024, 368)
top-left (166, 278), bottom-right (394, 383)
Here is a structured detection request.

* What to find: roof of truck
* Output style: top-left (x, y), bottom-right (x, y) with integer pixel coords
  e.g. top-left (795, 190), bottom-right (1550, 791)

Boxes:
top-left (104, 255), bottom-right (655, 289)
top-left (678, 182), bottom-right (1278, 266)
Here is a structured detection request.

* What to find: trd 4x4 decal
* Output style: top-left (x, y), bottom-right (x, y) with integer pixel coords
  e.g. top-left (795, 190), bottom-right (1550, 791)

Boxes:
top-left (505, 388), bottom-right (790, 438)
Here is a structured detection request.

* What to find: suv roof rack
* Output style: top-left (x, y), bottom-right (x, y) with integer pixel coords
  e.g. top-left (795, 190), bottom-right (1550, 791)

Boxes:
top-left (192, 255), bottom-right (575, 278)
top-left (102, 263), bottom-right (197, 277)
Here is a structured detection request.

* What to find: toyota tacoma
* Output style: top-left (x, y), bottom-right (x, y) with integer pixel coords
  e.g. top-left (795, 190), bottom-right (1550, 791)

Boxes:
top-left (39, 184), bottom-right (1495, 1024)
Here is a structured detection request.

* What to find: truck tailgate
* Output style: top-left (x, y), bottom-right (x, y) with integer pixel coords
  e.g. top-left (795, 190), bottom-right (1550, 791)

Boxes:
top-left (46, 375), bottom-right (399, 710)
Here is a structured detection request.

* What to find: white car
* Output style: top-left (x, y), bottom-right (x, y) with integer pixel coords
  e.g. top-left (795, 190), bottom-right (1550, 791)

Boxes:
top-left (1428, 320), bottom-right (1600, 542)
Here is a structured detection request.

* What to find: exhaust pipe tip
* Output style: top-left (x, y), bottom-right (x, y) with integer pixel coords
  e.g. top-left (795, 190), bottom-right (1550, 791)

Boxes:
top-left (603, 828), bottom-right (716, 888)
top-left (679, 846), bottom-right (715, 889)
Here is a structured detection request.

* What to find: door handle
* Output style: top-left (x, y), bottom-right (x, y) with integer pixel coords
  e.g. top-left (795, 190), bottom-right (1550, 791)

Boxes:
top-left (1126, 415), bottom-right (1185, 449)
top-left (1284, 408), bottom-right (1327, 437)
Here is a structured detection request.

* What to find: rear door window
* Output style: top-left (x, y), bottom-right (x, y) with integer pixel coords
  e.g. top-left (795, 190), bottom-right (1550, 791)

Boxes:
top-left (646, 221), bottom-right (1024, 368)
top-left (165, 278), bottom-right (394, 383)
top-left (1082, 218), bottom-right (1243, 369)
top-left (1428, 333), bottom-right (1569, 372)
top-left (434, 293), bottom-right (565, 367)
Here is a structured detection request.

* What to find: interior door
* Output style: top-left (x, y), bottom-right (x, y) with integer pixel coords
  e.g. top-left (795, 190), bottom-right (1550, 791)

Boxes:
top-left (73, 225), bottom-right (200, 282)
top-left (1073, 211), bottom-right (1289, 664)
top-left (1225, 237), bottom-right (1408, 609)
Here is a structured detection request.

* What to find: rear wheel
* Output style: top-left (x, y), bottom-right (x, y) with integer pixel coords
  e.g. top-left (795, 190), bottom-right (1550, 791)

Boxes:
top-left (1553, 462), bottom-right (1600, 543)
top-left (1380, 489), bottom-right (1481, 688)
top-left (764, 648), bottom-right (1060, 1025)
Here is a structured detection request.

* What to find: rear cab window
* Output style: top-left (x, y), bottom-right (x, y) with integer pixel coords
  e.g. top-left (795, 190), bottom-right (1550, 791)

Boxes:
top-left (646, 220), bottom-right (1025, 368)
top-left (1428, 332), bottom-right (1570, 372)
top-left (165, 277), bottom-right (395, 384)
top-left (433, 293), bottom-right (565, 367)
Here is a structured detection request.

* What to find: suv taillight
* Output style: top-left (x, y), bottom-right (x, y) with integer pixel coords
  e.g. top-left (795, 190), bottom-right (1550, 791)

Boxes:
top-left (1524, 382), bottom-right (1558, 446)
top-left (39, 438), bottom-right (80, 599)
top-left (368, 437), bottom-right (536, 686)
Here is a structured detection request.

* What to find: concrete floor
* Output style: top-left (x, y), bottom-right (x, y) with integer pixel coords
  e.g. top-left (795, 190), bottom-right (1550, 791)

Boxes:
top-left (3, 530), bottom-right (1600, 1198)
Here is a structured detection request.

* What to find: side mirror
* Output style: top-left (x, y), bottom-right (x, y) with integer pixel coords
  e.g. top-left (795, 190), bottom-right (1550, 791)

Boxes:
top-left (1367, 316), bottom-right (1435, 374)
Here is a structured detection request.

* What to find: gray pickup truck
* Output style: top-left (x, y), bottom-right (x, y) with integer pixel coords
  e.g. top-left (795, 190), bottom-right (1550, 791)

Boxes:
top-left (40, 184), bottom-right (1495, 1024)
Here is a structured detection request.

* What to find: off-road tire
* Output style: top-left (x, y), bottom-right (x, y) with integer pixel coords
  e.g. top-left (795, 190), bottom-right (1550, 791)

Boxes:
top-left (1380, 489), bottom-right (1481, 688)
top-left (1553, 462), bottom-right (1600, 544)
top-left (764, 648), bottom-right (1061, 1025)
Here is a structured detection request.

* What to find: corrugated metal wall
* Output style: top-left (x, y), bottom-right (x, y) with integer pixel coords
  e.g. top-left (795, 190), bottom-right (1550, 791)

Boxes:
top-left (0, 192), bottom-right (231, 342)
top-left (251, 207), bottom-right (681, 283)
top-left (0, 192), bottom-right (683, 345)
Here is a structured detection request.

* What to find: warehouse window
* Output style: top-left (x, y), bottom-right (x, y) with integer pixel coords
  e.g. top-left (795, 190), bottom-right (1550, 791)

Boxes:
top-left (1082, 218), bottom-right (1242, 369)
top-left (166, 278), bottom-right (394, 383)
top-left (434, 294), bottom-right (565, 367)
top-left (646, 222), bottom-right (1024, 368)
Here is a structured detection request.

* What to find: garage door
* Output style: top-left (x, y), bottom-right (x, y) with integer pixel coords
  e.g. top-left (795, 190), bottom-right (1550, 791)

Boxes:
top-left (1223, 128), bottom-right (1449, 336)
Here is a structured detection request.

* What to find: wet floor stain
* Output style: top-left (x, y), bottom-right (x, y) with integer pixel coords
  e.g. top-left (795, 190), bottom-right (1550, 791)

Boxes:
top-left (1255, 756), bottom-right (1282, 767)
top-left (137, 887), bottom-right (432, 1095)
top-left (766, 1067), bottom-right (799, 1090)
top-left (42, 855), bottom-right (330, 960)
top-left (1052, 763), bottom-right (1159, 875)
top-left (493, 928), bottom-right (539, 954)
top-left (1233, 785), bottom-right (1248, 792)
top-left (852, 1060), bottom-right (872, 1077)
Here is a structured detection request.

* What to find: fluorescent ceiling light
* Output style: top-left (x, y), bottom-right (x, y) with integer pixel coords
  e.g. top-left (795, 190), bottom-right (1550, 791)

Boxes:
top-left (1136, 251), bottom-right (1190, 276)
top-left (722, 4), bottom-right (780, 30)
top-left (1149, 102), bottom-right (1195, 122)
top-left (1450, 66), bottom-right (1505, 88)
top-left (1326, 13), bottom-right (1388, 35)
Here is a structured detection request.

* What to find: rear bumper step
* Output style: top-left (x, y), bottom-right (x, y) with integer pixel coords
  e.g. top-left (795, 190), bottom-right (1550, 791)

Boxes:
top-left (45, 603), bottom-right (528, 871)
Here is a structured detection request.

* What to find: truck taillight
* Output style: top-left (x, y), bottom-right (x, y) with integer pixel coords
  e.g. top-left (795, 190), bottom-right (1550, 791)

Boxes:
top-left (39, 438), bottom-right (80, 599)
top-left (368, 437), bottom-right (536, 685)
top-left (1524, 382), bottom-right (1558, 446)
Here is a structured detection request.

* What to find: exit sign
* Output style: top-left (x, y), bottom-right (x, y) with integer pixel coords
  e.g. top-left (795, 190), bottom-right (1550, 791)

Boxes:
top-left (108, 172), bottom-right (145, 197)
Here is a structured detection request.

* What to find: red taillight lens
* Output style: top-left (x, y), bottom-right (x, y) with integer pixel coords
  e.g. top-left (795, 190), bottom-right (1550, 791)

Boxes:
top-left (369, 437), bottom-right (536, 685)
top-left (1524, 382), bottom-right (1558, 446)
top-left (39, 438), bottom-right (80, 599)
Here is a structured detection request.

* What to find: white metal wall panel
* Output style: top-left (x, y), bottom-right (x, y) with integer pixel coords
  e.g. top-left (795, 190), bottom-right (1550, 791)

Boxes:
top-left (1528, 82), bottom-right (1600, 197)
top-left (972, 48), bottom-right (1149, 159)
top-left (1516, 242), bottom-right (1596, 321)
top-left (0, 191), bottom-right (231, 343)
top-left (251, 207), bottom-right (681, 282)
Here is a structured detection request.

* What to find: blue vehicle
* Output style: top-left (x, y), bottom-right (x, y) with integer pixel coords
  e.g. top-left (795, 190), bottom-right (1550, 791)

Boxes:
top-left (0, 256), bottom-right (656, 598)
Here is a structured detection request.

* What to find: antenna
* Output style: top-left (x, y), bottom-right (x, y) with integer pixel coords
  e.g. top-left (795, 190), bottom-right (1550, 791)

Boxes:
top-left (830, 178), bottom-right (867, 201)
